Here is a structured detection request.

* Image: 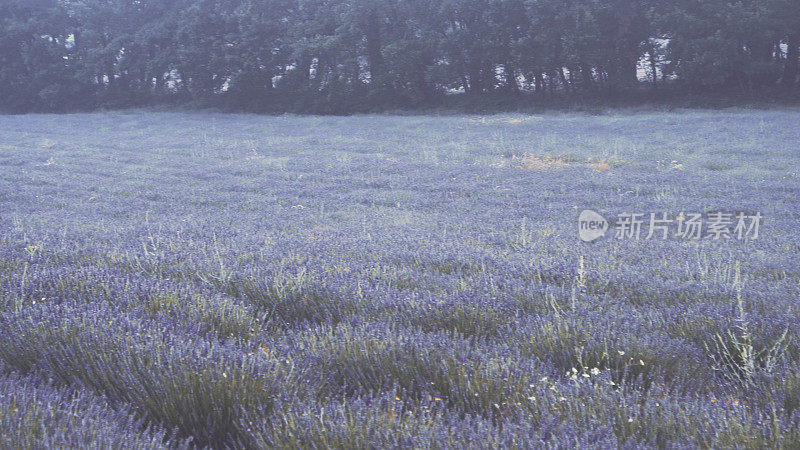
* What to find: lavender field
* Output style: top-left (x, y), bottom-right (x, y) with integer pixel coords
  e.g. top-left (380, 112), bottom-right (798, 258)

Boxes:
top-left (1, 109), bottom-right (799, 448)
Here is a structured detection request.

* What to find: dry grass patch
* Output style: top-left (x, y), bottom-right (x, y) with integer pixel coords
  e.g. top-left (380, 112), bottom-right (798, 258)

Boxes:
top-left (492, 154), bottom-right (629, 173)
top-left (587, 157), bottom-right (630, 172)
top-left (514, 153), bottom-right (571, 171)
top-left (588, 158), bottom-right (612, 172)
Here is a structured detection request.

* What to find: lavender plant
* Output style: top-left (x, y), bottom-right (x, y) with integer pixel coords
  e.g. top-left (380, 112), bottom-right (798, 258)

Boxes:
top-left (0, 109), bottom-right (799, 447)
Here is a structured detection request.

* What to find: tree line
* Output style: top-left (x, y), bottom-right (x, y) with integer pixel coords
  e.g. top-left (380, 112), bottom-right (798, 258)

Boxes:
top-left (1, 0), bottom-right (799, 113)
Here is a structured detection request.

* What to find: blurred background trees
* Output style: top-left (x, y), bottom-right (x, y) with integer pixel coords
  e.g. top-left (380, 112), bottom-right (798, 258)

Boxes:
top-left (1, 0), bottom-right (798, 113)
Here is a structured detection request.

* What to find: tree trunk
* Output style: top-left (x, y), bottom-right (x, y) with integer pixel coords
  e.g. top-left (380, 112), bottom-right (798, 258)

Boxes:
top-left (297, 56), bottom-right (311, 82)
top-left (414, 61), bottom-right (430, 98)
top-left (580, 64), bottom-right (594, 90)
top-left (469, 67), bottom-right (483, 94)
top-left (364, 13), bottom-right (386, 90)
top-left (557, 68), bottom-right (569, 93)
top-left (154, 72), bottom-right (163, 93)
top-left (504, 63), bottom-right (520, 92)
top-left (534, 71), bottom-right (544, 93)
top-left (784, 34), bottom-right (799, 86)
top-left (569, 67), bottom-right (578, 90)
top-left (649, 51), bottom-right (659, 88)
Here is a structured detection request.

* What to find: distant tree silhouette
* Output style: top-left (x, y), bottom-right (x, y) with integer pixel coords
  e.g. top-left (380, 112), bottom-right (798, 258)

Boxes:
top-left (1, 0), bottom-right (798, 113)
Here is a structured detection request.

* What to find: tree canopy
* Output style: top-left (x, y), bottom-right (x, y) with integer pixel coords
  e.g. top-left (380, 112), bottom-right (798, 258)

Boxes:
top-left (1, 0), bottom-right (798, 113)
